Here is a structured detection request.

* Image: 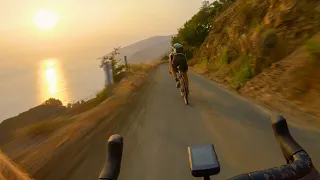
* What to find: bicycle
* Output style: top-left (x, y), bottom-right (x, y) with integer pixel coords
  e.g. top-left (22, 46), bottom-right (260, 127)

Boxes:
top-left (98, 116), bottom-right (320, 180)
top-left (177, 70), bottom-right (189, 105)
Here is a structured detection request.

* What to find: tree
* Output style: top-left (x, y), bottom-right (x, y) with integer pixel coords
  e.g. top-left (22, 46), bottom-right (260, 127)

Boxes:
top-left (43, 98), bottom-right (63, 106)
top-left (171, 0), bottom-right (235, 59)
top-left (100, 47), bottom-right (126, 79)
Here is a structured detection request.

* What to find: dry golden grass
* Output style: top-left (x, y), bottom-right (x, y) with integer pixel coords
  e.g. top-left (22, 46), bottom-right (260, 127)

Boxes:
top-left (16, 118), bottom-right (67, 138)
top-left (188, 59), bottom-right (198, 66)
top-left (16, 63), bottom-right (154, 139)
top-left (306, 38), bottom-right (320, 59)
top-left (193, 57), bottom-right (209, 74)
top-left (192, 0), bottom-right (320, 92)
top-left (240, 33), bottom-right (320, 119)
top-left (237, 3), bottom-right (255, 27)
top-left (0, 151), bottom-right (31, 180)
top-left (210, 47), bottom-right (228, 72)
top-left (0, 63), bottom-right (155, 179)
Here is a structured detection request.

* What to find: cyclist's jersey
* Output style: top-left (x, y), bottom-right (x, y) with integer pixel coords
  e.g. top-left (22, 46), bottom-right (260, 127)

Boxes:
top-left (172, 52), bottom-right (188, 72)
top-left (169, 52), bottom-right (185, 63)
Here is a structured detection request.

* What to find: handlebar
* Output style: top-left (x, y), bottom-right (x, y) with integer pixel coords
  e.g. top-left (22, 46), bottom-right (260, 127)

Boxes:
top-left (98, 134), bottom-right (123, 180)
top-left (228, 151), bottom-right (313, 180)
top-left (228, 116), bottom-right (318, 180)
top-left (98, 116), bottom-right (319, 180)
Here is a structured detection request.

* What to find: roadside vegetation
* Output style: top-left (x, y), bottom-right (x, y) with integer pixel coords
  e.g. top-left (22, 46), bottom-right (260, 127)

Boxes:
top-left (172, 0), bottom-right (320, 119)
top-left (171, 0), bottom-right (235, 60)
top-left (306, 38), bottom-right (320, 59)
top-left (99, 47), bottom-right (128, 82)
top-left (189, 0), bottom-right (320, 88)
top-left (0, 48), bottom-right (157, 145)
top-left (0, 47), bottom-right (157, 179)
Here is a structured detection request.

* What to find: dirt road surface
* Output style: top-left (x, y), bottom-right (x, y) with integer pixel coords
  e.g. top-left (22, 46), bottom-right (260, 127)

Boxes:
top-left (65, 64), bottom-right (320, 180)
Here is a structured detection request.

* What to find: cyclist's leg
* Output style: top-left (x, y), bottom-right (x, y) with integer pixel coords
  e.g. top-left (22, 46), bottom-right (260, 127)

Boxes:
top-left (172, 69), bottom-right (177, 78)
top-left (180, 58), bottom-right (189, 92)
top-left (172, 58), bottom-right (180, 88)
top-left (182, 72), bottom-right (189, 87)
top-left (168, 58), bottom-right (173, 74)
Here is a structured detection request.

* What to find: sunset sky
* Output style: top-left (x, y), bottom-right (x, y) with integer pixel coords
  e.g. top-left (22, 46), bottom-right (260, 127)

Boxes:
top-left (0, 0), bottom-right (209, 62)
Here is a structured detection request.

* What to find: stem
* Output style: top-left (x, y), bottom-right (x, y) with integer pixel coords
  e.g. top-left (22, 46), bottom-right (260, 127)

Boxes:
top-left (203, 176), bottom-right (210, 180)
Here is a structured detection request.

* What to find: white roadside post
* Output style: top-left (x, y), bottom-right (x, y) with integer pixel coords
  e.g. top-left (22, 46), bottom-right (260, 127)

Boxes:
top-left (124, 56), bottom-right (128, 71)
top-left (103, 60), bottom-right (114, 96)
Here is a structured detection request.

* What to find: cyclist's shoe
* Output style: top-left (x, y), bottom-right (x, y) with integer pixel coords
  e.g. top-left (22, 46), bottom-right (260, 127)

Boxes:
top-left (175, 79), bottom-right (180, 88)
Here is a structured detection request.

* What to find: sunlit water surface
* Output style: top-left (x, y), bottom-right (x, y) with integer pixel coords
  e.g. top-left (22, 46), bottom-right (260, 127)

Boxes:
top-left (0, 58), bottom-right (105, 121)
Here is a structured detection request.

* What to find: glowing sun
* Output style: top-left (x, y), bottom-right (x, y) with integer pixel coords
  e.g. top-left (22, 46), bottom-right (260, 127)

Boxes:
top-left (33, 9), bottom-right (59, 30)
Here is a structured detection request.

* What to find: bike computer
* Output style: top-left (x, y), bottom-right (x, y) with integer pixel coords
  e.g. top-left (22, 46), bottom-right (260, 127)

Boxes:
top-left (188, 144), bottom-right (220, 177)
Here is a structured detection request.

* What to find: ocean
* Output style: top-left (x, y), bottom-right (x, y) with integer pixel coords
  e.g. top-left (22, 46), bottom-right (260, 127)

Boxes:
top-left (0, 57), bottom-right (105, 122)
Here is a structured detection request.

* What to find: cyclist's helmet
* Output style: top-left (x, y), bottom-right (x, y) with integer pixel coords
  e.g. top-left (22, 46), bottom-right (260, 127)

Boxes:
top-left (172, 43), bottom-right (183, 53)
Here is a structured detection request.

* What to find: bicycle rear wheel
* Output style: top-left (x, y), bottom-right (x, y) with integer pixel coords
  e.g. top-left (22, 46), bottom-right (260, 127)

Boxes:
top-left (180, 74), bottom-right (188, 105)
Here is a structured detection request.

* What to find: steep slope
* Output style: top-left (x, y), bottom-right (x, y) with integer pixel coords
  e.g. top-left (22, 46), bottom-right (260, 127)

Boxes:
top-left (0, 101), bottom-right (65, 146)
top-left (193, 0), bottom-right (320, 85)
top-left (0, 67), bottom-right (153, 180)
top-left (240, 33), bottom-right (320, 118)
top-left (0, 151), bottom-right (31, 180)
top-left (191, 0), bottom-right (320, 118)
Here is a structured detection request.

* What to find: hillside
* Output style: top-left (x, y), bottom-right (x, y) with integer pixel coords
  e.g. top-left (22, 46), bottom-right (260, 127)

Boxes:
top-left (191, 0), bottom-right (320, 119)
top-left (240, 33), bottom-right (320, 118)
top-left (0, 151), bottom-right (31, 180)
top-left (0, 64), bottom-right (156, 179)
top-left (102, 35), bottom-right (172, 64)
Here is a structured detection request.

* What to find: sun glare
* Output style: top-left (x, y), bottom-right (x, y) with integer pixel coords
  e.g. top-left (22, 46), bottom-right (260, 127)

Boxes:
top-left (44, 60), bottom-right (58, 95)
top-left (39, 59), bottom-right (67, 103)
top-left (33, 9), bottom-right (59, 30)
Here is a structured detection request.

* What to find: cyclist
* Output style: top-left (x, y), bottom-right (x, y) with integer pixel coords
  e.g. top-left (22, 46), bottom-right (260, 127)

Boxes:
top-left (168, 52), bottom-right (174, 74)
top-left (169, 43), bottom-right (189, 93)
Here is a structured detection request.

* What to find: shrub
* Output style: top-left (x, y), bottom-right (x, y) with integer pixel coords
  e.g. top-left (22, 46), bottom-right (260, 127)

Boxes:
top-left (208, 46), bottom-right (229, 72)
top-left (100, 47), bottom-right (126, 80)
top-left (43, 98), bottom-right (63, 106)
top-left (259, 29), bottom-right (278, 54)
top-left (161, 54), bottom-right (169, 60)
top-left (95, 87), bottom-right (109, 104)
top-left (238, 4), bottom-right (255, 27)
top-left (306, 38), bottom-right (320, 59)
top-left (198, 57), bottom-right (208, 69)
top-left (219, 47), bottom-right (228, 65)
top-left (232, 54), bottom-right (253, 88)
top-left (171, 0), bottom-right (235, 58)
top-left (24, 119), bottom-right (63, 137)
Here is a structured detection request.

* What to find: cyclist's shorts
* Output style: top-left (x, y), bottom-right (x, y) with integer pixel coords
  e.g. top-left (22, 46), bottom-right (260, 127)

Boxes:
top-left (172, 54), bottom-right (188, 73)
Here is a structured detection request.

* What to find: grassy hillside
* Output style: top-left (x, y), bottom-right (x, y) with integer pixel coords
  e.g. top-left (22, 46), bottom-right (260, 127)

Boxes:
top-left (0, 151), bottom-right (31, 180)
top-left (193, 0), bottom-right (320, 85)
top-left (187, 0), bottom-right (320, 118)
top-left (0, 62), bottom-right (159, 179)
top-left (240, 33), bottom-right (320, 118)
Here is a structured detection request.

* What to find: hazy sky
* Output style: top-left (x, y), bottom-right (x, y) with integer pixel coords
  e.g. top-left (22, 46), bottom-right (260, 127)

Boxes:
top-left (0, 0), bottom-right (209, 62)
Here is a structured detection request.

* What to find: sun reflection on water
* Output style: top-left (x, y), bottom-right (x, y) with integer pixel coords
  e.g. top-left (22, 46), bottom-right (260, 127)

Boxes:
top-left (45, 67), bottom-right (58, 95)
top-left (39, 59), bottom-right (68, 104)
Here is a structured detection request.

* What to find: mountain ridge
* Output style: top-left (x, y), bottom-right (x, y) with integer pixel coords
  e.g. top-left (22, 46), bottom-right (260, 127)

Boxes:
top-left (101, 35), bottom-right (173, 64)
